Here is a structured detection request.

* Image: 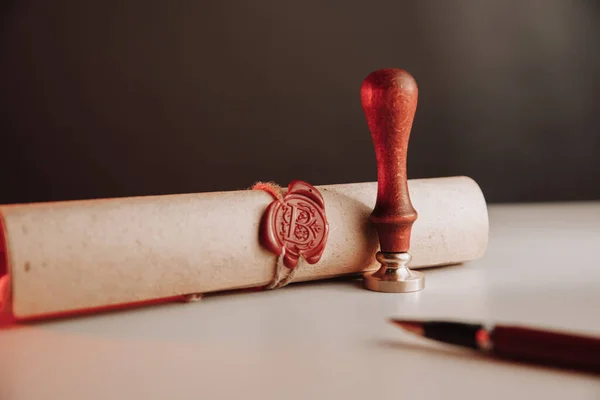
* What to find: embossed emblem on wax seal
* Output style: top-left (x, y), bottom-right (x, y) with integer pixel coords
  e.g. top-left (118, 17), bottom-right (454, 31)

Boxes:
top-left (260, 180), bottom-right (329, 269)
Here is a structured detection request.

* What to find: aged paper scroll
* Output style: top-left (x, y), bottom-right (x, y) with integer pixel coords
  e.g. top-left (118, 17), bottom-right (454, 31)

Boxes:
top-left (0, 177), bottom-right (488, 320)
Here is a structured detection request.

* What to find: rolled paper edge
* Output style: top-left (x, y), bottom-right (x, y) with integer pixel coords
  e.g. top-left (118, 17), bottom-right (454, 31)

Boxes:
top-left (468, 175), bottom-right (489, 262)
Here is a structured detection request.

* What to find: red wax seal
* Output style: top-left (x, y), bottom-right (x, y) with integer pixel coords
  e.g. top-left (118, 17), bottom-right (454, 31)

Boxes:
top-left (260, 180), bottom-right (329, 269)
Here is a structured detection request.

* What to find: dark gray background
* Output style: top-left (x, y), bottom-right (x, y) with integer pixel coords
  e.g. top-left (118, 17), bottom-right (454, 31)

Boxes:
top-left (1, 0), bottom-right (599, 204)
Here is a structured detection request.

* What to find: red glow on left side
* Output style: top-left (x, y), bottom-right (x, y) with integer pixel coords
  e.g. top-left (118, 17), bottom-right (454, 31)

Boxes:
top-left (0, 216), bottom-right (6, 281)
top-left (0, 215), bottom-right (14, 326)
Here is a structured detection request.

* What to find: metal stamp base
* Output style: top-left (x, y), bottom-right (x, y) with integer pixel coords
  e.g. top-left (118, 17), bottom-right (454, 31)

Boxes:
top-left (363, 252), bottom-right (425, 293)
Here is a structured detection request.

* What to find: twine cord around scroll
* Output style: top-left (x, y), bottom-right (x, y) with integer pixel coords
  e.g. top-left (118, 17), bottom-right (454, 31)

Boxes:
top-left (253, 180), bottom-right (329, 290)
top-left (252, 181), bottom-right (294, 289)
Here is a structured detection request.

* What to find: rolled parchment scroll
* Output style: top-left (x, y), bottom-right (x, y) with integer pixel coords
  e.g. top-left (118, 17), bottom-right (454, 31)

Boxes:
top-left (0, 176), bottom-right (488, 320)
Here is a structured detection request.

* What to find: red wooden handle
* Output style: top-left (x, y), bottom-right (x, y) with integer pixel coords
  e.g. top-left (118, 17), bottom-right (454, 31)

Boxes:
top-left (361, 69), bottom-right (418, 253)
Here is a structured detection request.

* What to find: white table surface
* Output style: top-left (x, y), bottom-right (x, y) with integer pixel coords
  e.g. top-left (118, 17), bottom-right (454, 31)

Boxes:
top-left (1, 202), bottom-right (599, 399)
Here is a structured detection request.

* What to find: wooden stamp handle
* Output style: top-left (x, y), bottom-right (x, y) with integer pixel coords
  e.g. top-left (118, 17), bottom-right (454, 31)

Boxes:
top-left (361, 69), bottom-right (418, 253)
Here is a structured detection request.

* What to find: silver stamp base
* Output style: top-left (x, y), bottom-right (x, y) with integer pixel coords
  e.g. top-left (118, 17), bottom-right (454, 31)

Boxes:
top-left (363, 252), bottom-right (425, 293)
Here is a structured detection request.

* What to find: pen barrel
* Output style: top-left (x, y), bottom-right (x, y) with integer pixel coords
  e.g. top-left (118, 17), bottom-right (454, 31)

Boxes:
top-left (424, 322), bottom-right (483, 349)
top-left (492, 326), bottom-right (600, 373)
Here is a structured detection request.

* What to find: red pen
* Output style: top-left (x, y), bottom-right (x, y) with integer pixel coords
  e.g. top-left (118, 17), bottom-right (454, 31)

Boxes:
top-left (390, 319), bottom-right (600, 374)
